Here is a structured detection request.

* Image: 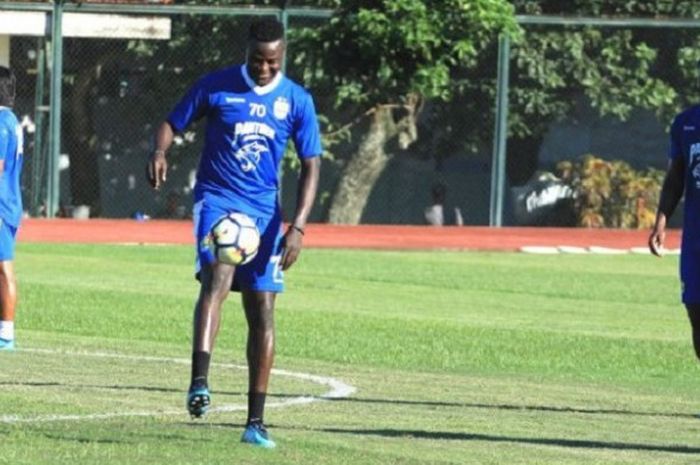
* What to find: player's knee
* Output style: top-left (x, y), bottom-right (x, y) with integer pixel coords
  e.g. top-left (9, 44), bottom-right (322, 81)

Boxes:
top-left (243, 292), bottom-right (275, 331)
top-left (201, 265), bottom-right (233, 298)
top-left (0, 262), bottom-right (14, 282)
top-left (249, 306), bottom-right (275, 333)
top-left (253, 310), bottom-right (275, 333)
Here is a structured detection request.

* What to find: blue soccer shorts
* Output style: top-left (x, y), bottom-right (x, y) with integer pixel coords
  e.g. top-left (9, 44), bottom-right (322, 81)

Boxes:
top-left (0, 221), bottom-right (18, 261)
top-left (681, 248), bottom-right (700, 304)
top-left (193, 199), bottom-right (284, 293)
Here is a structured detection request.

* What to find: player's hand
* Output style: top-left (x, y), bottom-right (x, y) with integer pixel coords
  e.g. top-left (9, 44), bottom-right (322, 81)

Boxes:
top-left (648, 227), bottom-right (665, 257)
top-left (147, 150), bottom-right (167, 190)
top-left (281, 226), bottom-right (304, 271)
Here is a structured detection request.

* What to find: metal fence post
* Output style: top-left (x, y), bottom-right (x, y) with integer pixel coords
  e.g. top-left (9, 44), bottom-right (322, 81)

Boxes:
top-left (280, 0), bottom-right (289, 73)
top-left (489, 34), bottom-right (510, 227)
top-left (31, 37), bottom-right (47, 216)
top-left (47, 0), bottom-right (64, 218)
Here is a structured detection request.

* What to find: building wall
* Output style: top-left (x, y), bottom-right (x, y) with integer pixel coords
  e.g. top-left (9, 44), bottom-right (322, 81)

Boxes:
top-left (0, 35), bottom-right (9, 67)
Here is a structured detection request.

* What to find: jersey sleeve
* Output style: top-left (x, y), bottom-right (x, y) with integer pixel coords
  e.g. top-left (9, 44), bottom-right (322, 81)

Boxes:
top-left (167, 76), bottom-right (210, 133)
top-left (0, 123), bottom-right (10, 162)
top-left (668, 113), bottom-right (683, 161)
top-left (292, 91), bottom-right (322, 159)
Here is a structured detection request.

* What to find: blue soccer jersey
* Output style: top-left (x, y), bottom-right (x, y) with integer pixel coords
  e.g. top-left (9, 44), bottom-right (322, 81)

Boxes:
top-left (0, 108), bottom-right (23, 227)
top-left (167, 65), bottom-right (322, 217)
top-left (669, 105), bottom-right (700, 303)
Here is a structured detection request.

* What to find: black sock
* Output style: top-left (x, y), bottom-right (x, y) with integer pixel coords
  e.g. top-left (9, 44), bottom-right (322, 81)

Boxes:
top-left (247, 392), bottom-right (267, 425)
top-left (191, 351), bottom-right (211, 386)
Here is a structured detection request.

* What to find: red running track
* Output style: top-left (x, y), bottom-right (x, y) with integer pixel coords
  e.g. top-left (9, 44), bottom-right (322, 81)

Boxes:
top-left (16, 219), bottom-right (681, 251)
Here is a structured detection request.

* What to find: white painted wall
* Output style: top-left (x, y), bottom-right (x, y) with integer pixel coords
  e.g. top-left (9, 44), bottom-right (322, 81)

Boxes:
top-left (0, 35), bottom-right (9, 67)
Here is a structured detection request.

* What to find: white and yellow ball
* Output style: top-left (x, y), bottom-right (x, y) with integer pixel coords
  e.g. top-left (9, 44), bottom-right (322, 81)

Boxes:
top-left (209, 213), bottom-right (260, 266)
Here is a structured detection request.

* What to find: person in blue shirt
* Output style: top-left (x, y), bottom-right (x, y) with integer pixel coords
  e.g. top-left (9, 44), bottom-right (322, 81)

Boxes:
top-left (0, 67), bottom-right (24, 352)
top-left (649, 105), bottom-right (700, 363)
top-left (147, 19), bottom-right (321, 448)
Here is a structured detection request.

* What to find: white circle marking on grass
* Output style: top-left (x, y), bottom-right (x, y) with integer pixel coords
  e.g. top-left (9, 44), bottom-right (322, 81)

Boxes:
top-left (0, 347), bottom-right (356, 424)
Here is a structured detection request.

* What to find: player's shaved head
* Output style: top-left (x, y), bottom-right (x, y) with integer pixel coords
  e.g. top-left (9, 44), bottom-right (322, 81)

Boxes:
top-left (246, 19), bottom-right (285, 86)
top-left (248, 18), bottom-right (285, 43)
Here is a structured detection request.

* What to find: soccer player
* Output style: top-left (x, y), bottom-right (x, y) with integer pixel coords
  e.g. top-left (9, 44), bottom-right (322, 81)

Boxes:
top-left (0, 66), bottom-right (24, 352)
top-left (147, 19), bottom-right (321, 448)
top-left (649, 104), bottom-right (700, 362)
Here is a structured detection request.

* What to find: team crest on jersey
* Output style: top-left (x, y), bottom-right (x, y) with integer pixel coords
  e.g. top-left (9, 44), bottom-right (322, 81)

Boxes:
top-left (692, 158), bottom-right (700, 189)
top-left (691, 142), bottom-right (700, 158)
top-left (273, 97), bottom-right (290, 120)
top-left (234, 137), bottom-right (268, 172)
top-left (690, 144), bottom-right (700, 189)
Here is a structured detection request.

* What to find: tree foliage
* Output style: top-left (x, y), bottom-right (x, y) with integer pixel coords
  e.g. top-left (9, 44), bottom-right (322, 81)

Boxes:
top-left (414, 0), bottom-right (700, 187)
top-left (473, 0), bottom-right (700, 189)
top-left (291, 0), bottom-right (517, 223)
top-left (509, 0), bottom-right (700, 140)
top-left (293, 0), bottom-right (517, 109)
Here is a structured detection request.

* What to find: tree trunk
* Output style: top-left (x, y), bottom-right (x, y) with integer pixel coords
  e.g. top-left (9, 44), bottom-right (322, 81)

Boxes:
top-left (327, 99), bottom-right (419, 225)
top-left (326, 106), bottom-right (394, 224)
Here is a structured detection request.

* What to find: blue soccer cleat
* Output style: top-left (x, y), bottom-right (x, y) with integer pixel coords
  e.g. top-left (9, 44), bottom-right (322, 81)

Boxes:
top-left (186, 383), bottom-right (210, 418)
top-left (241, 422), bottom-right (276, 449)
top-left (0, 338), bottom-right (14, 351)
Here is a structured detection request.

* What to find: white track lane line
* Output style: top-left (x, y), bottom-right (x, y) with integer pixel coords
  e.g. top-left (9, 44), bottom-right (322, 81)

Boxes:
top-left (1, 347), bottom-right (356, 424)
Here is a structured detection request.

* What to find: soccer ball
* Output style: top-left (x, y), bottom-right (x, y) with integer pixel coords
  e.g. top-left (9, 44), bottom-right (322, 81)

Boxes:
top-left (209, 213), bottom-right (260, 266)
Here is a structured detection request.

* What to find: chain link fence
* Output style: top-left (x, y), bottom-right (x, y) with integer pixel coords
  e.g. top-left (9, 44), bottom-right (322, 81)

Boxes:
top-left (1, 3), bottom-right (687, 227)
top-left (506, 19), bottom-right (699, 229)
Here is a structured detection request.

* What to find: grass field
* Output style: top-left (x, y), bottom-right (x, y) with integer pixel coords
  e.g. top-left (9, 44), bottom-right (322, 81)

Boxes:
top-left (2, 243), bottom-right (700, 464)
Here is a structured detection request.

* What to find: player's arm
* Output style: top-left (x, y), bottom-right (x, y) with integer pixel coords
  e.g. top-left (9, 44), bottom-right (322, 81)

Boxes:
top-left (649, 156), bottom-right (685, 257)
top-left (147, 121), bottom-right (175, 190)
top-left (148, 76), bottom-right (209, 190)
top-left (281, 155), bottom-right (320, 270)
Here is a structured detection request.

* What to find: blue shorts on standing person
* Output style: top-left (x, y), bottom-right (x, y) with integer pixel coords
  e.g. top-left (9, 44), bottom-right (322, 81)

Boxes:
top-left (681, 247), bottom-right (700, 304)
top-left (193, 198), bottom-right (284, 293)
top-left (0, 221), bottom-right (17, 261)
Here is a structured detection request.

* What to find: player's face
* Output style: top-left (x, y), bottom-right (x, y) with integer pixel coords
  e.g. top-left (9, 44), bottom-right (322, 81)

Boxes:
top-left (246, 40), bottom-right (285, 86)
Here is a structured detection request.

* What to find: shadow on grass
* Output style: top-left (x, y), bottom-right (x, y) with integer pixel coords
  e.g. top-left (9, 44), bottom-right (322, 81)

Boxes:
top-left (5, 380), bottom-right (695, 421)
top-left (0, 381), bottom-right (247, 396)
top-left (326, 396), bottom-right (699, 420)
top-left (36, 429), bottom-right (214, 445)
top-left (311, 427), bottom-right (700, 455)
top-left (0, 381), bottom-right (329, 405)
top-left (38, 433), bottom-right (129, 445)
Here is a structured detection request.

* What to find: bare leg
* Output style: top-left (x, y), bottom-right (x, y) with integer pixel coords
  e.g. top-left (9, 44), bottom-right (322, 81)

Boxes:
top-left (242, 290), bottom-right (276, 423)
top-left (190, 261), bottom-right (234, 386)
top-left (0, 260), bottom-right (16, 323)
top-left (686, 304), bottom-right (700, 361)
top-left (192, 262), bottom-right (235, 353)
top-left (186, 262), bottom-right (235, 417)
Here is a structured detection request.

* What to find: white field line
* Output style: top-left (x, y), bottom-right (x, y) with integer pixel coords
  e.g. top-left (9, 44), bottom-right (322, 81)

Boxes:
top-left (0, 347), bottom-right (356, 424)
top-left (520, 245), bottom-right (681, 255)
